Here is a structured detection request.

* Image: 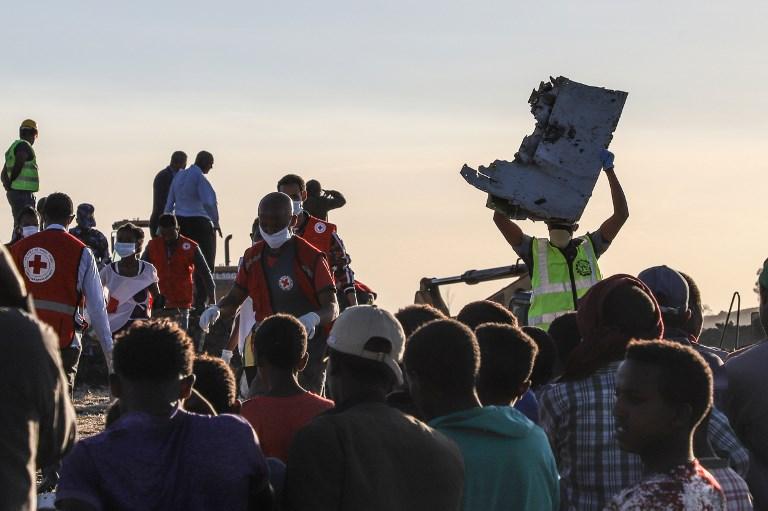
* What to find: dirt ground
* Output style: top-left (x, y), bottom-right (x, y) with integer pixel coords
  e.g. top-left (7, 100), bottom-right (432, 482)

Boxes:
top-left (73, 386), bottom-right (111, 438)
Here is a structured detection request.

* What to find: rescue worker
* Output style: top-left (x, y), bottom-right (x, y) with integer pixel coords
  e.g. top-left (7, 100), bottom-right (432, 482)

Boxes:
top-left (3, 120), bottom-right (39, 239)
top-left (143, 213), bottom-right (215, 330)
top-left (493, 149), bottom-right (628, 330)
top-left (69, 203), bottom-right (110, 268)
top-left (200, 192), bottom-right (339, 394)
top-left (277, 174), bottom-right (358, 308)
top-left (9, 192), bottom-right (113, 393)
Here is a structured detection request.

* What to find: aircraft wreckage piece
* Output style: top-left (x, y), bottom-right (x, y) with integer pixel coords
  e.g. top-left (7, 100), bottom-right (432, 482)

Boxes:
top-left (460, 76), bottom-right (628, 223)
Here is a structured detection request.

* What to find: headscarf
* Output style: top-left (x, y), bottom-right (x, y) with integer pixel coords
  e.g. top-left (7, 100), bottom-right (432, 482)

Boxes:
top-left (561, 274), bottom-right (663, 381)
top-left (76, 203), bottom-right (97, 229)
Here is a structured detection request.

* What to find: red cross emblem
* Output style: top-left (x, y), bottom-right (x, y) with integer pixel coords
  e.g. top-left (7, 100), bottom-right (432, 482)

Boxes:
top-left (278, 275), bottom-right (294, 291)
top-left (28, 254), bottom-right (48, 274)
top-left (22, 247), bottom-right (56, 283)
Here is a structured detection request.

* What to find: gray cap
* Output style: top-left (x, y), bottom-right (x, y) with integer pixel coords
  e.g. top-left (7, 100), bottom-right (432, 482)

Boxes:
top-left (327, 305), bottom-right (406, 385)
top-left (637, 265), bottom-right (689, 315)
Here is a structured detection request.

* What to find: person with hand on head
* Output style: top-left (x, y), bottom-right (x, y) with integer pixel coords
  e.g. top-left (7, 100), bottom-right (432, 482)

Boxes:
top-left (164, 150), bottom-right (220, 307)
top-left (606, 340), bottom-right (726, 510)
top-left (9, 192), bottom-right (113, 392)
top-left (3, 119), bottom-right (39, 240)
top-left (303, 179), bottom-right (347, 221)
top-left (69, 203), bottom-right (111, 268)
top-left (100, 223), bottom-right (160, 335)
top-left (493, 149), bottom-right (628, 330)
top-left (55, 320), bottom-right (273, 511)
top-left (277, 174), bottom-right (360, 309)
top-left (143, 213), bottom-right (215, 331)
top-left (200, 192), bottom-right (338, 394)
top-left (150, 151), bottom-right (187, 236)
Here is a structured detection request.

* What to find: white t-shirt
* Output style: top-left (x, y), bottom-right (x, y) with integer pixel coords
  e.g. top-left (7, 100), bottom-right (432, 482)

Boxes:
top-left (100, 261), bottom-right (159, 333)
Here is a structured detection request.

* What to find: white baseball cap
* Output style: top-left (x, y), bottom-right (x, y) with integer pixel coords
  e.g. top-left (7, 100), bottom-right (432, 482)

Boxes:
top-left (327, 305), bottom-right (406, 385)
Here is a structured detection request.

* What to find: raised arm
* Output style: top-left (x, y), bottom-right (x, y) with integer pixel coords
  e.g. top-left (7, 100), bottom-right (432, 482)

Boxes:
top-left (596, 150), bottom-right (629, 243)
top-left (493, 211), bottom-right (525, 248)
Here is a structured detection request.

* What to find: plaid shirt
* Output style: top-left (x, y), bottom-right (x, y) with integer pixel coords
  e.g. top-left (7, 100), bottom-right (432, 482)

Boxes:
top-left (703, 462), bottom-right (754, 511)
top-left (540, 361), bottom-right (750, 511)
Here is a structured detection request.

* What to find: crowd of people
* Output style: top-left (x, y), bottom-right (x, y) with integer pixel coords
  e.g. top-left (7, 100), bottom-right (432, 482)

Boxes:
top-left (2, 119), bottom-right (768, 511)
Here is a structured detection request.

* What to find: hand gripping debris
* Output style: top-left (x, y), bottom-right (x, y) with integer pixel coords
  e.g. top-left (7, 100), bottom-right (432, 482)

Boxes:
top-left (461, 76), bottom-right (627, 224)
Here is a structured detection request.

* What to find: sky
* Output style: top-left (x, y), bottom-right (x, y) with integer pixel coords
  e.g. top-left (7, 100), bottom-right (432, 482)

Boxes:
top-left (2, 0), bottom-right (766, 314)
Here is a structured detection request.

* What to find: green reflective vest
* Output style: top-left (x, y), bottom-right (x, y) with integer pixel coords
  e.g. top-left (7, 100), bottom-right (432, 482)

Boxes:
top-left (528, 235), bottom-right (602, 330)
top-left (5, 139), bottom-right (39, 192)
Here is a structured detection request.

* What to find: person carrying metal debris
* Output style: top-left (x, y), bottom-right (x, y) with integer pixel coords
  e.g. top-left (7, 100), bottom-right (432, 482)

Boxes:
top-left (493, 150), bottom-right (628, 330)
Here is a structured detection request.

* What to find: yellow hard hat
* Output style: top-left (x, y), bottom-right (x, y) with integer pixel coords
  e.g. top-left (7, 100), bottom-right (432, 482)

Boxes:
top-left (20, 119), bottom-right (37, 131)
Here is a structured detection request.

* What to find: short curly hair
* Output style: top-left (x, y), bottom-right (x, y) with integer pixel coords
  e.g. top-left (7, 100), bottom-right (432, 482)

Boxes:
top-left (476, 323), bottom-right (538, 403)
top-left (456, 300), bottom-right (518, 331)
top-left (404, 319), bottom-right (479, 396)
top-left (395, 304), bottom-right (446, 338)
top-left (625, 339), bottom-right (713, 429)
top-left (113, 319), bottom-right (194, 381)
top-left (193, 354), bottom-right (237, 413)
top-left (253, 314), bottom-right (307, 370)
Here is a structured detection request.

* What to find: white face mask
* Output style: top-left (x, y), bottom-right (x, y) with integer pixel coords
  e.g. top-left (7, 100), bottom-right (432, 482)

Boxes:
top-left (292, 200), bottom-right (303, 216)
top-left (259, 225), bottom-right (292, 249)
top-left (549, 229), bottom-right (572, 249)
top-left (114, 242), bottom-right (137, 257)
top-left (21, 226), bottom-right (39, 238)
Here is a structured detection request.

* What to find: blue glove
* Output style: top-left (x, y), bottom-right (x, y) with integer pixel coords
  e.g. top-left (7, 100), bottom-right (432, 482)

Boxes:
top-left (600, 149), bottom-right (615, 170)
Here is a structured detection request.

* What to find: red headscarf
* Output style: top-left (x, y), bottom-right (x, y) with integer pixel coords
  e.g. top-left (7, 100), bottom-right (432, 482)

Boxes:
top-left (561, 274), bottom-right (663, 381)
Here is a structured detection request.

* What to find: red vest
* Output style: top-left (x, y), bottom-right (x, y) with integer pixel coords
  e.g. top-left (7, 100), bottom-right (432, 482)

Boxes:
top-left (10, 229), bottom-right (86, 348)
top-left (147, 235), bottom-right (197, 309)
top-left (240, 237), bottom-right (323, 322)
top-left (298, 215), bottom-right (336, 254)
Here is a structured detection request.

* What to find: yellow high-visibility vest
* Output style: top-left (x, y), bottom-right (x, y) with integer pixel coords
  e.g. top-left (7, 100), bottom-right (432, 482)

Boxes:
top-left (527, 235), bottom-right (602, 330)
top-left (5, 139), bottom-right (39, 192)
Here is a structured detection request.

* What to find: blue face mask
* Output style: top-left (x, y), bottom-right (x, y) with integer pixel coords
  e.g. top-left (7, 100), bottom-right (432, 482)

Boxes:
top-left (292, 200), bottom-right (303, 216)
top-left (114, 242), bottom-right (136, 257)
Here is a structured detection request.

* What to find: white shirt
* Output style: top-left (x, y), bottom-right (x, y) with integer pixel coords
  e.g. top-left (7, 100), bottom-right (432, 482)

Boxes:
top-left (100, 261), bottom-right (159, 333)
top-left (46, 225), bottom-right (113, 353)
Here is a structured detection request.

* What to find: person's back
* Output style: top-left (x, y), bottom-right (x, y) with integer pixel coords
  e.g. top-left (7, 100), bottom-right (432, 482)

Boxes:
top-left (284, 401), bottom-right (463, 511)
top-left (56, 320), bottom-right (271, 511)
top-left (58, 408), bottom-right (266, 510)
top-left (282, 305), bottom-right (464, 511)
top-left (241, 391), bottom-right (332, 462)
top-left (431, 405), bottom-right (558, 510)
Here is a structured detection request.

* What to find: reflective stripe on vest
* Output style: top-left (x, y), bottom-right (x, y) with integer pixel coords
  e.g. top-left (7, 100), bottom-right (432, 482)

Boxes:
top-left (34, 299), bottom-right (78, 316)
top-left (528, 235), bottom-right (602, 330)
top-left (5, 140), bottom-right (39, 192)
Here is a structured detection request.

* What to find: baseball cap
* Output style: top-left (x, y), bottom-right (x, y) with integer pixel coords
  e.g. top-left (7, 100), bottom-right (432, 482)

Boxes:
top-left (637, 265), bottom-right (689, 315)
top-left (20, 119), bottom-right (37, 131)
top-left (76, 203), bottom-right (96, 228)
top-left (327, 305), bottom-right (406, 385)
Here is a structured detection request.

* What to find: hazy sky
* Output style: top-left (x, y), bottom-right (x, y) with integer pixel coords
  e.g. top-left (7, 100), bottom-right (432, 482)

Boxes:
top-left (3, 1), bottom-right (766, 314)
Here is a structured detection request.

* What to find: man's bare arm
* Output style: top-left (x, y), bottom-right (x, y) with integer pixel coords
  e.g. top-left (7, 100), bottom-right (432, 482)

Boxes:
top-left (597, 168), bottom-right (629, 243)
top-left (493, 211), bottom-right (525, 248)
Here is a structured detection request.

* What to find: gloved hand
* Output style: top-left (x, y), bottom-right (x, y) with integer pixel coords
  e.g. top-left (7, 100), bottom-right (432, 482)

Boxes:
top-left (199, 305), bottom-right (221, 333)
top-left (600, 149), bottom-right (615, 170)
top-left (221, 349), bottom-right (233, 365)
top-left (297, 312), bottom-right (321, 339)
